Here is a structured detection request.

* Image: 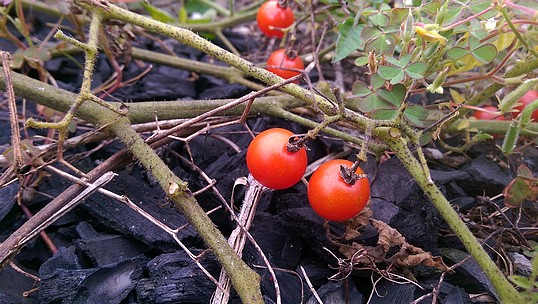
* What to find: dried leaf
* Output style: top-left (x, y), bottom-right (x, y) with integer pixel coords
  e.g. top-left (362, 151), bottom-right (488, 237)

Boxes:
top-left (503, 164), bottom-right (538, 208)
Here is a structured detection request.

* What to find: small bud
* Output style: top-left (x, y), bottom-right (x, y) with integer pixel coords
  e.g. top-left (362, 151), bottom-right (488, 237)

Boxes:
top-left (435, 1), bottom-right (449, 26)
top-left (402, 9), bottom-right (414, 43)
top-left (427, 67), bottom-right (449, 94)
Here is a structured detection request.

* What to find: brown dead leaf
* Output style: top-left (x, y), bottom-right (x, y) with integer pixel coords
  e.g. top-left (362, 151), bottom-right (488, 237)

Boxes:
top-left (342, 208), bottom-right (372, 241)
top-left (393, 243), bottom-right (450, 272)
top-left (370, 218), bottom-right (406, 253)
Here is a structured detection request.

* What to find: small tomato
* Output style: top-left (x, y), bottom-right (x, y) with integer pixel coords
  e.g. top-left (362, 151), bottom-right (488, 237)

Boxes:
top-left (246, 128), bottom-right (307, 190)
top-left (256, 0), bottom-right (294, 38)
top-left (266, 49), bottom-right (304, 82)
top-left (307, 159), bottom-right (370, 221)
top-left (473, 106), bottom-right (505, 121)
top-left (511, 90), bottom-right (538, 121)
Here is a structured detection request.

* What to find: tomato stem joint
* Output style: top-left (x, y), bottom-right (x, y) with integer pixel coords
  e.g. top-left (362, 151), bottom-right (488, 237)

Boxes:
top-left (287, 134), bottom-right (309, 152)
top-left (339, 165), bottom-right (368, 185)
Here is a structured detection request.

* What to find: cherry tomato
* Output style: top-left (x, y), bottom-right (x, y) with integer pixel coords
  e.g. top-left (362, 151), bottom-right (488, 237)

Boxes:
top-left (256, 1), bottom-right (294, 38)
top-left (473, 106), bottom-right (505, 121)
top-left (511, 90), bottom-right (538, 121)
top-left (266, 49), bottom-right (304, 82)
top-left (246, 128), bottom-right (307, 190)
top-left (307, 159), bottom-right (370, 222)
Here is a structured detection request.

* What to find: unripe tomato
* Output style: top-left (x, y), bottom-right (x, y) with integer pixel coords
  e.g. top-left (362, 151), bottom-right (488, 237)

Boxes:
top-left (472, 106), bottom-right (505, 121)
top-left (256, 1), bottom-right (294, 38)
top-left (246, 128), bottom-right (307, 190)
top-left (308, 159), bottom-right (370, 221)
top-left (511, 90), bottom-right (538, 121)
top-left (266, 49), bottom-right (304, 81)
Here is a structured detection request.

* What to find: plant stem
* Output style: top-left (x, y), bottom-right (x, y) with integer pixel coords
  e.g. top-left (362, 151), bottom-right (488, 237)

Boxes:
top-left (379, 128), bottom-right (523, 303)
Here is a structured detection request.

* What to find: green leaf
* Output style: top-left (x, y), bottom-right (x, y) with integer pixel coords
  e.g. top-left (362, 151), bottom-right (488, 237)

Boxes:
top-left (369, 12), bottom-right (390, 27)
top-left (356, 94), bottom-right (393, 112)
top-left (471, 44), bottom-right (498, 63)
top-left (406, 62), bottom-right (427, 79)
top-left (371, 108), bottom-right (398, 120)
top-left (377, 84), bottom-right (406, 106)
top-left (371, 73), bottom-right (386, 90)
top-left (142, 2), bottom-right (177, 23)
top-left (378, 66), bottom-right (402, 80)
top-left (404, 105), bottom-right (429, 127)
top-left (351, 81), bottom-right (372, 97)
top-left (447, 47), bottom-right (469, 60)
top-left (362, 28), bottom-right (396, 54)
top-left (354, 56), bottom-right (369, 66)
top-left (334, 19), bottom-right (364, 62)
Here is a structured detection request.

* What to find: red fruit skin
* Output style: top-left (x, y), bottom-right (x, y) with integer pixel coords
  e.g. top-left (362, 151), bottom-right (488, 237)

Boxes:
top-left (246, 128), bottom-right (307, 190)
top-left (307, 159), bottom-right (370, 222)
top-left (473, 106), bottom-right (505, 121)
top-left (266, 49), bottom-right (304, 82)
top-left (256, 1), bottom-right (294, 38)
top-left (511, 90), bottom-right (538, 121)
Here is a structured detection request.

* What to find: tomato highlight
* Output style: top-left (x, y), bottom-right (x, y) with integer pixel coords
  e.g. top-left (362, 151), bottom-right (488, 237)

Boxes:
top-left (511, 90), bottom-right (538, 121)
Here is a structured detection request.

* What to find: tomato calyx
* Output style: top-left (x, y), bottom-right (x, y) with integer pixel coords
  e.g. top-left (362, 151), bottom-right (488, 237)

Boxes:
top-left (286, 134), bottom-right (308, 153)
top-left (340, 163), bottom-right (368, 185)
top-left (277, 0), bottom-right (288, 9)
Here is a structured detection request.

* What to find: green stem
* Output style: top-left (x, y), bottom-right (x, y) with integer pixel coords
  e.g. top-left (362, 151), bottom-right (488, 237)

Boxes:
top-left (380, 129), bottom-right (523, 303)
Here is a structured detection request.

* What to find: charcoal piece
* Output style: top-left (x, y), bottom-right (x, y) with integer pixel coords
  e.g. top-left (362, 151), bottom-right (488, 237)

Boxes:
top-left (460, 155), bottom-right (511, 196)
top-left (77, 232), bottom-right (148, 267)
top-left (277, 207), bottom-right (328, 250)
top-left (198, 83), bottom-right (250, 99)
top-left (389, 183), bottom-right (441, 253)
top-left (38, 256), bottom-right (147, 304)
top-left (430, 169), bottom-right (470, 185)
top-left (82, 170), bottom-right (196, 252)
top-left (259, 270), bottom-right (306, 304)
top-left (369, 197), bottom-right (399, 223)
top-left (369, 157), bottom-right (416, 206)
top-left (39, 246), bottom-right (81, 279)
top-left (306, 280), bottom-right (363, 304)
top-left (417, 278), bottom-right (471, 304)
top-left (507, 252), bottom-right (532, 277)
top-left (38, 268), bottom-right (96, 303)
top-left (368, 280), bottom-right (415, 303)
top-left (0, 292), bottom-right (28, 304)
top-left (442, 284), bottom-right (472, 304)
top-left (297, 257), bottom-right (337, 289)
top-left (244, 212), bottom-right (303, 269)
top-left (440, 248), bottom-right (498, 301)
top-left (139, 251), bottom-right (217, 303)
top-left (111, 64), bottom-right (196, 101)
top-left (0, 262), bottom-right (39, 303)
top-left (0, 181), bottom-right (18, 223)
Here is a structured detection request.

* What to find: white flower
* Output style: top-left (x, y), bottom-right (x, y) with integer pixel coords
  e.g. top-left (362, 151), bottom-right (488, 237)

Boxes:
top-left (404, 0), bottom-right (413, 6)
top-left (484, 18), bottom-right (496, 31)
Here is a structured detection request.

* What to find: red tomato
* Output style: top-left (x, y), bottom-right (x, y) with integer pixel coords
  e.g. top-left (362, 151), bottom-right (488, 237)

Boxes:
top-left (473, 106), bottom-right (505, 121)
top-left (246, 128), bottom-right (307, 190)
top-left (307, 159), bottom-right (370, 222)
top-left (256, 1), bottom-right (294, 38)
top-left (266, 49), bottom-right (304, 82)
top-left (511, 90), bottom-right (538, 121)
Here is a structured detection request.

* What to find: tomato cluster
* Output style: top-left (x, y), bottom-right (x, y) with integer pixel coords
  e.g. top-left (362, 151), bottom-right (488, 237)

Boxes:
top-left (256, 1), bottom-right (294, 38)
top-left (246, 128), bottom-right (370, 221)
